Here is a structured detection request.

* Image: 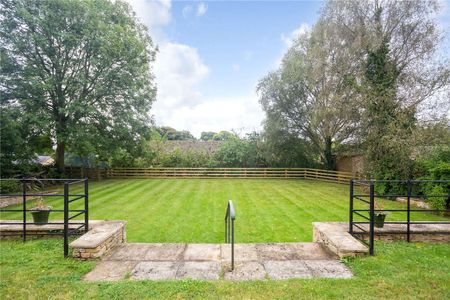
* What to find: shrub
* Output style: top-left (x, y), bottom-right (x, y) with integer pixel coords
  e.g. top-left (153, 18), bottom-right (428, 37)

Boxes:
top-left (0, 180), bottom-right (21, 194)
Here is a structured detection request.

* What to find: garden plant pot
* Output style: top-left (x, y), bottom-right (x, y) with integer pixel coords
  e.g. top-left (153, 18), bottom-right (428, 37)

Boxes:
top-left (374, 213), bottom-right (386, 228)
top-left (31, 210), bottom-right (50, 225)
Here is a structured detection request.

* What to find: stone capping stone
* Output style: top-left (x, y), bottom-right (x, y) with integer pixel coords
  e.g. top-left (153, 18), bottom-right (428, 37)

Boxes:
top-left (70, 221), bottom-right (126, 249)
top-left (313, 222), bottom-right (368, 258)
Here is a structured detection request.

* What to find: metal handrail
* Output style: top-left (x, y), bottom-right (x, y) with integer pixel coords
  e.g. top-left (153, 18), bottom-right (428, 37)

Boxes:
top-left (0, 178), bottom-right (89, 257)
top-left (349, 179), bottom-right (450, 255)
top-left (224, 200), bottom-right (236, 270)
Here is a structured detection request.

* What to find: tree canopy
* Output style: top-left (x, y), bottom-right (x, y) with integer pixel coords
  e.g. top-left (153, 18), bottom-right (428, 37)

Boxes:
top-left (1, 0), bottom-right (156, 172)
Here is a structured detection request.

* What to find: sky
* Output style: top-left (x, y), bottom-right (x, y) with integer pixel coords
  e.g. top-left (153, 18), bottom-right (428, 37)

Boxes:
top-left (126, 0), bottom-right (450, 138)
top-left (125, 0), bottom-right (323, 137)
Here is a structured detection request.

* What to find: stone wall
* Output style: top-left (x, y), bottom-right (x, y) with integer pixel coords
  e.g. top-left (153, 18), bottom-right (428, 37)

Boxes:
top-left (70, 221), bottom-right (127, 259)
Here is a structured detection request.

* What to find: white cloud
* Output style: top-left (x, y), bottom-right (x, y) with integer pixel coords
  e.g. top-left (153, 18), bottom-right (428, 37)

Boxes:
top-left (154, 42), bottom-right (209, 108)
top-left (197, 2), bottom-right (208, 17)
top-left (281, 23), bottom-right (310, 48)
top-left (126, 0), bottom-right (264, 137)
top-left (182, 5), bottom-right (193, 18)
top-left (125, 0), bottom-right (171, 42)
top-left (155, 92), bottom-right (264, 137)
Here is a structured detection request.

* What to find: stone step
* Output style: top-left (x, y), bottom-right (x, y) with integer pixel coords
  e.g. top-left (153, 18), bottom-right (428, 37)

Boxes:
top-left (313, 222), bottom-right (368, 258)
top-left (103, 242), bottom-right (337, 262)
top-left (84, 242), bottom-right (351, 281)
top-left (70, 221), bottom-right (127, 259)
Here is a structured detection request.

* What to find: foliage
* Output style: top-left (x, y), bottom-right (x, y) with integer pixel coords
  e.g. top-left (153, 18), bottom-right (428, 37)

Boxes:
top-left (258, 19), bottom-right (360, 170)
top-left (212, 131), bottom-right (237, 141)
top-left (200, 131), bottom-right (216, 141)
top-left (0, 106), bottom-right (33, 175)
top-left (362, 41), bottom-right (416, 194)
top-left (1, 0), bottom-right (156, 172)
top-left (156, 127), bottom-right (196, 141)
top-left (0, 180), bottom-right (20, 194)
top-left (31, 196), bottom-right (51, 211)
top-left (214, 132), bottom-right (266, 167)
top-left (414, 146), bottom-right (450, 211)
top-left (260, 114), bottom-right (319, 168)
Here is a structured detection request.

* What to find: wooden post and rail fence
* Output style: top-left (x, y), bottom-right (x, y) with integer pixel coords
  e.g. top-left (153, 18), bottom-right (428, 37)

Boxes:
top-left (64, 167), bottom-right (362, 184)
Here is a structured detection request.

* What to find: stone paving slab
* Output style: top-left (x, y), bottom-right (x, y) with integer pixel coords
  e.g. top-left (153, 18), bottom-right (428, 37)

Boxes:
top-left (105, 243), bottom-right (152, 261)
top-left (304, 260), bottom-right (353, 278)
top-left (143, 243), bottom-right (185, 261)
top-left (176, 261), bottom-right (221, 280)
top-left (183, 244), bottom-right (221, 261)
top-left (223, 262), bottom-right (266, 281)
top-left (84, 242), bottom-right (353, 281)
top-left (84, 261), bottom-right (137, 281)
top-left (221, 244), bottom-right (258, 262)
top-left (264, 260), bottom-right (312, 279)
top-left (256, 242), bottom-right (335, 261)
top-left (132, 261), bottom-right (179, 280)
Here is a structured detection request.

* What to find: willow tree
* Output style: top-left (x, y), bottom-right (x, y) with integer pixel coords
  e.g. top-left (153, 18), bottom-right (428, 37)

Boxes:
top-left (1, 0), bottom-right (156, 172)
top-left (258, 20), bottom-right (360, 169)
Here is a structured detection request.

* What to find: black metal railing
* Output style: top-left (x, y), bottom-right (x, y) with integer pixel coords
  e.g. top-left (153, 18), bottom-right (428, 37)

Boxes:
top-left (0, 178), bottom-right (89, 257)
top-left (349, 179), bottom-right (450, 255)
top-left (224, 200), bottom-right (236, 270)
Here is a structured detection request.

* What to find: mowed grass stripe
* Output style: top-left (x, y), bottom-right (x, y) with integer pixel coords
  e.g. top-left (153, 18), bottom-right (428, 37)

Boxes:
top-left (2, 179), bottom-right (447, 243)
top-left (236, 180), bottom-right (282, 242)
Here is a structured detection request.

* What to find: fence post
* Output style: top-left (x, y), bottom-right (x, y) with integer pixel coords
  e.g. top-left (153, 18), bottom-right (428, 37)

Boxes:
top-left (84, 178), bottom-right (89, 233)
top-left (22, 180), bottom-right (27, 242)
top-left (407, 180), bottom-right (411, 242)
top-left (369, 182), bottom-right (375, 255)
top-left (349, 179), bottom-right (353, 234)
top-left (64, 182), bottom-right (69, 257)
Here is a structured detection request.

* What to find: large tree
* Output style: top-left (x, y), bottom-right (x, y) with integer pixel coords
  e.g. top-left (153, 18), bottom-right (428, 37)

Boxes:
top-left (1, 0), bottom-right (156, 172)
top-left (258, 20), bottom-right (360, 169)
top-left (321, 0), bottom-right (450, 179)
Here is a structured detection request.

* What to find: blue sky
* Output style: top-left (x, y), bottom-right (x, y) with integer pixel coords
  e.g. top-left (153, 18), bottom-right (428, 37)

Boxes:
top-left (127, 0), bottom-right (450, 137)
top-left (127, 0), bottom-right (324, 137)
top-left (168, 1), bottom-right (322, 98)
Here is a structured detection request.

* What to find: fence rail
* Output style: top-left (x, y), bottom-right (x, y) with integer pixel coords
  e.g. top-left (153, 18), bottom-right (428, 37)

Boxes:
top-left (349, 179), bottom-right (450, 255)
top-left (0, 178), bottom-right (89, 257)
top-left (65, 167), bottom-right (361, 184)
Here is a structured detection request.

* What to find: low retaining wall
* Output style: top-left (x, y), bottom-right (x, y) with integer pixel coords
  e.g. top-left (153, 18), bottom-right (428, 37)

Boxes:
top-left (0, 220), bottom-right (94, 239)
top-left (70, 221), bottom-right (126, 259)
top-left (350, 223), bottom-right (450, 242)
top-left (313, 222), bottom-right (368, 258)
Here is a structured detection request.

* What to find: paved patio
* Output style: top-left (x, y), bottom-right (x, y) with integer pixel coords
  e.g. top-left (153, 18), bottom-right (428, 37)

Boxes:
top-left (84, 242), bottom-right (353, 281)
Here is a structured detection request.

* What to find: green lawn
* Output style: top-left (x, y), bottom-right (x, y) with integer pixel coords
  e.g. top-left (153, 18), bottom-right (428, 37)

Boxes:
top-left (1, 179), bottom-right (447, 242)
top-left (0, 239), bottom-right (449, 299)
top-left (1, 179), bottom-right (449, 299)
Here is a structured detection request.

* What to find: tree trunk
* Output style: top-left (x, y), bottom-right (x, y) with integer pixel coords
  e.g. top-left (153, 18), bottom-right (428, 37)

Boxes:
top-left (55, 141), bottom-right (65, 174)
top-left (323, 137), bottom-right (335, 170)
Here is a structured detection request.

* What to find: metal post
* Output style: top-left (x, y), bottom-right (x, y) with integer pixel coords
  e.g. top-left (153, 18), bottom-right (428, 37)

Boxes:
top-left (84, 178), bottom-right (89, 233)
top-left (349, 179), bottom-right (354, 234)
top-left (64, 182), bottom-right (69, 257)
top-left (22, 180), bottom-right (27, 242)
top-left (228, 213), bottom-right (231, 243)
top-left (369, 183), bottom-right (375, 255)
top-left (407, 180), bottom-right (411, 242)
top-left (231, 218), bottom-right (235, 270)
top-left (224, 217), bottom-right (227, 243)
